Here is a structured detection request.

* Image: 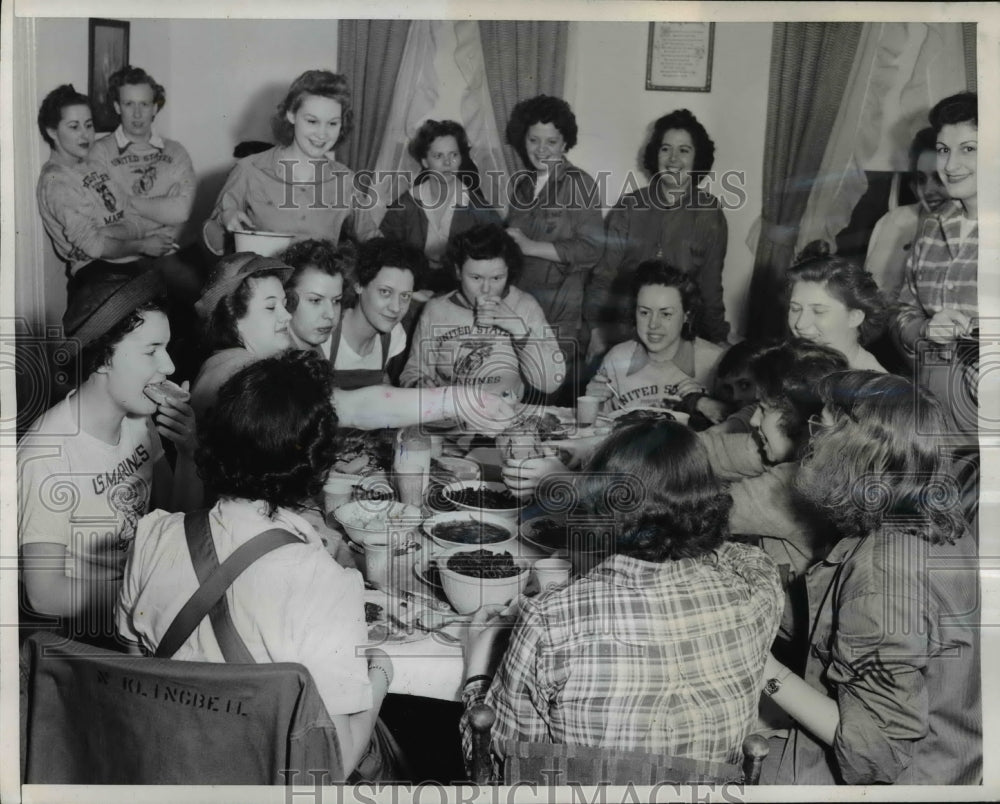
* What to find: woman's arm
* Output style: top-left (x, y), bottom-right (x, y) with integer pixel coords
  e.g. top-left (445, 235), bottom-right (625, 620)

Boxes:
top-left (203, 159), bottom-right (255, 254)
top-left (697, 430), bottom-right (766, 480)
top-left (330, 652), bottom-right (394, 778)
top-left (21, 542), bottom-right (119, 619)
top-left (332, 385), bottom-right (514, 433)
top-left (759, 654), bottom-right (840, 745)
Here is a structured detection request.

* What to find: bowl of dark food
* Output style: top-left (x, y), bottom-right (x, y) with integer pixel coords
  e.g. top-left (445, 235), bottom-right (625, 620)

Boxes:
top-left (436, 546), bottom-right (530, 614)
top-left (441, 481), bottom-right (522, 520)
top-left (520, 516), bottom-right (568, 554)
top-left (422, 511), bottom-right (517, 550)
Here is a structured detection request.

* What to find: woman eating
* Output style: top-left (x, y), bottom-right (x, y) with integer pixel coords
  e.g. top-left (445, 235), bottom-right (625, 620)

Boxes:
top-left (786, 243), bottom-right (888, 372)
top-left (18, 267), bottom-right (199, 645)
top-left (761, 371), bottom-right (981, 784)
top-left (203, 69), bottom-right (377, 255)
top-left (584, 260), bottom-right (728, 424)
top-left (118, 350), bottom-right (405, 780)
top-left (36, 84), bottom-right (175, 299)
top-left (504, 95), bottom-right (603, 365)
top-left (189, 252), bottom-right (515, 432)
top-left (463, 420), bottom-right (782, 771)
top-left (380, 119), bottom-right (501, 293)
top-left (587, 109), bottom-right (729, 355)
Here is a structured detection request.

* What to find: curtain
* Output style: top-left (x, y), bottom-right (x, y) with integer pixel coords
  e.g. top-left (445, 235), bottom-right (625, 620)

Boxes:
top-left (744, 23), bottom-right (863, 342)
top-left (479, 21), bottom-right (570, 175)
top-left (368, 21), bottom-right (510, 224)
top-left (337, 20), bottom-right (412, 173)
top-left (795, 23), bottom-right (968, 253)
top-left (962, 23), bottom-right (977, 91)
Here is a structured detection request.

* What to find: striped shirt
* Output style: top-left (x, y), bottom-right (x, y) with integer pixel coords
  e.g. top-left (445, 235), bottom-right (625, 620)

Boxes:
top-left (462, 542), bottom-right (782, 770)
top-left (893, 200), bottom-right (978, 353)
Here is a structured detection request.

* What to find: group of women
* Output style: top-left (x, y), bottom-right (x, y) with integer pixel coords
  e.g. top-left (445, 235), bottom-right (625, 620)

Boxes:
top-left (23, 64), bottom-right (982, 786)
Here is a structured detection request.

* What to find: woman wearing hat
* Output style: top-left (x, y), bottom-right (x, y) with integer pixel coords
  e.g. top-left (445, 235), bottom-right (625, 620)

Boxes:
top-left (17, 267), bottom-right (200, 645)
top-left (190, 252), bottom-right (517, 432)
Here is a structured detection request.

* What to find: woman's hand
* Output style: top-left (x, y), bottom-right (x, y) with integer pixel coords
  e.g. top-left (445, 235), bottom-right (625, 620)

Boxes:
top-left (154, 381), bottom-right (197, 455)
top-left (926, 308), bottom-right (972, 344)
top-left (476, 296), bottom-right (528, 338)
top-left (695, 396), bottom-right (729, 424)
top-left (462, 604), bottom-right (518, 679)
top-left (140, 228), bottom-right (178, 257)
top-left (584, 373), bottom-right (615, 402)
top-left (501, 455), bottom-right (569, 500)
top-left (506, 227), bottom-right (531, 251)
top-left (222, 209), bottom-right (255, 232)
top-left (449, 387), bottom-right (517, 434)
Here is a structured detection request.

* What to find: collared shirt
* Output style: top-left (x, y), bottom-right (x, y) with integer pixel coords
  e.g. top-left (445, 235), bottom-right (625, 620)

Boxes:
top-left (112, 124), bottom-right (166, 152)
top-left (117, 498), bottom-right (373, 718)
top-left (893, 199), bottom-right (978, 353)
top-left (461, 543), bottom-right (783, 770)
top-left (774, 527), bottom-right (982, 785)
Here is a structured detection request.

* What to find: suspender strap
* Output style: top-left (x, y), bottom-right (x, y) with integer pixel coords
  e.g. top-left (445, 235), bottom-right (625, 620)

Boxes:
top-left (329, 320), bottom-right (393, 373)
top-left (154, 510), bottom-right (300, 661)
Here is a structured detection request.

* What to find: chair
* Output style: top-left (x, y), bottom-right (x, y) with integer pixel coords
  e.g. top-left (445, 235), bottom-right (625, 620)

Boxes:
top-left (20, 631), bottom-right (344, 785)
top-left (468, 704), bottom-right (769, 786)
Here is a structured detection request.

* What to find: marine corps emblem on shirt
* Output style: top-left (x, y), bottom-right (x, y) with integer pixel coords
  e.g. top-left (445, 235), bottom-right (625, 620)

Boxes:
top-left (108, 477), bottom-right (149, 551)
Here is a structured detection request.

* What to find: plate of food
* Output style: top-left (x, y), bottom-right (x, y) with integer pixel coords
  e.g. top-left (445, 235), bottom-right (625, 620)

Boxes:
top-left (363, 590), bottom-right (432, 645)
top-left (519, 515), bottom-right (569, 554)
top-left (602, 406), bottom-right (689, 427)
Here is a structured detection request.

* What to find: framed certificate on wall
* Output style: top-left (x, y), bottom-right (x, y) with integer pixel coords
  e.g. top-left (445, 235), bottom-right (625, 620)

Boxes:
top-left (646, 22), bottom-right (714, 92)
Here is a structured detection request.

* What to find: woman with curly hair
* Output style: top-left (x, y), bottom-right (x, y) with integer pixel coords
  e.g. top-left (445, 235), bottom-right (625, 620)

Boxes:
top-left (117, 350), bottom-right (406, 780)
top-left (203, 69), bottom-right (377, 255)
top-left (464, 419), bottom-right (783, 770)
top-left (380, 119), bottom-right (501, 293)
top-left (760, 371), bottom-right (980, 785)
top-left (504, 95), bottom-right (603, 363)
top-left (587, 109), bottom-right (730, 356)
top-left (189, 252), bottom-right (516, 432)
top-left (584, 260), bottom-right (729, 424)
top-left (786, 242), bottom-right (888, 372)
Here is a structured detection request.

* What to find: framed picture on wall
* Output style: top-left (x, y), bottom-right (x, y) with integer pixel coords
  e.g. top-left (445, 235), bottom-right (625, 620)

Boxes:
top-left (88, 18), bottom-right (130, 132)
top-left (646, 22), bottom-right (714, 92)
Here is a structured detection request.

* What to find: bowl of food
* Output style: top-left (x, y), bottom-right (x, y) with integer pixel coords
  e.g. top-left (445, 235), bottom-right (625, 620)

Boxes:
top-left (233, 229), bottom-right (296, 257)
top-left (333, 500), bottom-right (421, 546)
top-left (422, 511), bottom-right (517, 551)
top-left (436, 546), bottom-right (531, 614)
top-left (519, 516), bottom-right (569, 554)
top-left (441, 481), bottom-right (522, 520)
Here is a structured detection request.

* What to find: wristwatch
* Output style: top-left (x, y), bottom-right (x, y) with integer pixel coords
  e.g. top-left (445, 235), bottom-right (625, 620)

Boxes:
top-left (763, 666), bottom-right (792, 697)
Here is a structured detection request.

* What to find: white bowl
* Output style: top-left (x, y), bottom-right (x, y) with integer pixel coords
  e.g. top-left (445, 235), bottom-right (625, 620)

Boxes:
top-left (233, 229), bottom-right (296, 257)
top-left (519, 515), bottom-right (568, 555)
top-left (435, 545), bottom-right (530, 615)
top-left (422, 511), bottom-right (517, 551)
top-left (333, 500), bottom-right (421, 546)
top-left (441, 481), bottom-right (521, 520)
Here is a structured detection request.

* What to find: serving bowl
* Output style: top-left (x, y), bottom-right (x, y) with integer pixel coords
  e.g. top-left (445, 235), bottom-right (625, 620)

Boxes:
top-left (233, 229), bottom-right (296, 257)
top-left (441, 481), bottom-right (521, 520)
top-left (435, 545), bottom-right (530, 614)
top-left (422, 511), bottom-right (517, 551)
top-left (333, 500), bottom-right (421, 546)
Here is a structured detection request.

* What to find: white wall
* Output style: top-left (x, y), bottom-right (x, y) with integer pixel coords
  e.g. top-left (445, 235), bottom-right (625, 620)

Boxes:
top-left (566, 22), bottom-right (774, 339)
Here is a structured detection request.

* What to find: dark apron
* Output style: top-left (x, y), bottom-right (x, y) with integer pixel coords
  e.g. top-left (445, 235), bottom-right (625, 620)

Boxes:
top-left (328, 321), bottom-right (392, 390)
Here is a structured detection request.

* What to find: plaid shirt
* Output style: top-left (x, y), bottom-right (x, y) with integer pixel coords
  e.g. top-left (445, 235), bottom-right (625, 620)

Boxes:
top-left (462, 542), bottom-right (782, 771)
top-left (893, 200), bottom-right (978, 354)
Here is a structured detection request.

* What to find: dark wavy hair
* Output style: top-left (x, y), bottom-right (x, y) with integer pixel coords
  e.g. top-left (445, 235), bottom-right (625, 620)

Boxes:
top-left (748, 338), bottom-right (849, 460)
top-left (107, 65), bottom-right (166, 110)
top-left (929, 91), bottom-right (977, 134)
top-left (630, 260), bottom-right (702, 341)
top-left (280, 238), bottom-right (353, 313)
top-left (196, 350), bottom-right (338, 513)
top-left (272, 70), bottom-right (353, 148)
top-left (642, 109), bottom-right (715, 178)
top-left (203, 269), bottom-right (289, 353)
top-left (38, 84), bottom-right (90, 149)
top-left (355, 237), bottom-right (427, 289)
top-left (505, 95), bottom-right (578, 171)
top-left (442, 223), bottom-right (524, 286)
top-left (408, 119), bottom-right (485, 202)
top-left (786, 241), bottom-right (887, 345)
top-left (795, 370), bottom-right (965, 544)
top-left (716, 339), bottom-right (760, 380)
top-left (908, 126), bottom-right (937, 174)
top-left (79, 299), bottom-right (170, 380)
top-left (573, 420), bottom-right (732, 562)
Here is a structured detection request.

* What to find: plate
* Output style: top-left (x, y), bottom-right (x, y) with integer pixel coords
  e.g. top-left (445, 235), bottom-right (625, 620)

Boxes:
top-left (603, 406), bottom-right (690, 427)
top-left (363, 590), bottom-right (431, 645)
